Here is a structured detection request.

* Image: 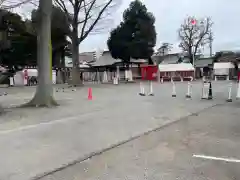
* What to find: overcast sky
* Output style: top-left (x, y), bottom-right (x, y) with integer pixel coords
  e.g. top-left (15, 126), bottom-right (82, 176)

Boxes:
top-left (79, 0), bottom-right (240, 55)
top-left (14, 0), bottom-right (240, 55)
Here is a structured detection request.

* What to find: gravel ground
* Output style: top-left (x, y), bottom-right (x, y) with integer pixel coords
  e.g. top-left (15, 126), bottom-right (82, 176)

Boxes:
top-left (40, 102), bottom-right (240, 180)
top-left (0, 81), bottom-right (238, 180)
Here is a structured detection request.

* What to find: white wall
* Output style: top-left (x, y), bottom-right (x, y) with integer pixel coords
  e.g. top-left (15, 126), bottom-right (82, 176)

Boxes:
top-left (13, 69), bottom-right (57, 86)
top-left (214, 62), bottom-right (234, 76)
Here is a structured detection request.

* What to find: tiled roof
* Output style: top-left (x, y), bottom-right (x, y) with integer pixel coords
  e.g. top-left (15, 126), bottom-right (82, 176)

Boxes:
top-left (79, 52), bottom-right (96, 63)
top-left (215, 51), bottom-right (240, 63)
top-left (195, 58), bottom-right (213, 67)
top-left (92, 51), bottom-right (147, 67)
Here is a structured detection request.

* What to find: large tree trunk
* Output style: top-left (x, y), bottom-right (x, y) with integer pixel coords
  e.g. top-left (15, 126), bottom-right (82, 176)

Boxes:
top-left (23, 0), bottom-right (57, 107)
top-left (70, 22), bottom-right (82, 86)
top-left (189, 48), bottom-right (194, 64)
top-left (71, 41), bottom-right (81, 86)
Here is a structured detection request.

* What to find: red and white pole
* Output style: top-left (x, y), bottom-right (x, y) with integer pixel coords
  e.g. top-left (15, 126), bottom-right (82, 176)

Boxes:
top-left (23, 69), bottom-right (28, 86)
top-left (237, 72), bottom-right (240, 99)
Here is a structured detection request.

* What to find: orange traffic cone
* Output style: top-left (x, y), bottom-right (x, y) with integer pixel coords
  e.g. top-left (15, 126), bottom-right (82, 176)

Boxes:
top-left (88, 88), bottom-right (92, 100)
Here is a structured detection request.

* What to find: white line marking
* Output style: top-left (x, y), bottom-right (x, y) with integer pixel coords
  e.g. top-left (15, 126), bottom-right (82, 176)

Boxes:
top-left (193, 154), bottom-right (240, 163)
top-left (0, 116), bottom-right (79, 135)
top-left (0, 109), bottom-right (102, 135)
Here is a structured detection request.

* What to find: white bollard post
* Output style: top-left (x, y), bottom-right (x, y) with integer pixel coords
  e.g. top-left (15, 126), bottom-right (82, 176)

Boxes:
top-left (227, 75), bottom-right (230, 81)
top-left (125, 69), bottom-right (128, 81)
top-left (186, 81), bottom-right (191, 99)
top-left (236, 82), bottom-right (240, 100)
top-left (201, 82), bottom-right (205, 99)
top-left (161, 78), bottom-right (163, 83)
top-left (139, 82), bottom-right (145, 96)
top-left (172, 81), bottom-right (176, 97)
top-left (226, 82), bottom-right (233, 102)
top-left (202, 81), bottom-right (210, 100)
top-left (113, 77), bottom-right (118, 85)
top-left (10, 77), bottom-right (14, 87)
top-left (202, 76), bottom-right (205, 82)
top-left (128, 69), bottom-right (133, 82)
top-left (215, 76), bottom-right (217, 81)
top-left (148, 81), bottom-right (154, 96)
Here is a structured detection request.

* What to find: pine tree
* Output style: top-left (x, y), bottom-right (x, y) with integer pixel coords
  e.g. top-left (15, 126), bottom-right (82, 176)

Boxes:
top-left (107, 0), bottom-right (156, 64)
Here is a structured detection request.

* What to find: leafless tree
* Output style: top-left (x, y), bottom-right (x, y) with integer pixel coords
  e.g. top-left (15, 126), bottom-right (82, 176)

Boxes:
top-left (178, 17), bottom-right (213, 64)
top-left (54, 0), bottom-right (121, 85)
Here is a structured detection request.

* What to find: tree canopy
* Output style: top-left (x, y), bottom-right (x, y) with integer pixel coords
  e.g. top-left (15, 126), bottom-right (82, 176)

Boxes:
top-left (0, 6), bottom-right (70, 71)
top-left (31, 5), bottom-right (71, 67)
top-left (107, 0), bottom-right (156, 64)
top-left (0, 9), bottom-right (36, 71)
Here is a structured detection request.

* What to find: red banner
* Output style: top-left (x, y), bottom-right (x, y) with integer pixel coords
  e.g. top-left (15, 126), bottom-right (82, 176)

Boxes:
top-left (140, 65), bottom-right (158, 80)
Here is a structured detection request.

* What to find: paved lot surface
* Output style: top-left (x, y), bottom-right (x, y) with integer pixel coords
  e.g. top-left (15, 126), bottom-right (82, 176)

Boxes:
top-left (0, 81), bottom-right (238, 180)
top-left (0, 81), bottom-right (236, 130)
top-left (40, 103), bottom-right (240, 180)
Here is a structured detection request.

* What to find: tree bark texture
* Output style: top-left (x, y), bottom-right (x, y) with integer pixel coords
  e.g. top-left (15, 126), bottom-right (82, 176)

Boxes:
top-left (24, 0), bottom-right (58, 107)
top-left (70, 22), bottom-right (82, 86)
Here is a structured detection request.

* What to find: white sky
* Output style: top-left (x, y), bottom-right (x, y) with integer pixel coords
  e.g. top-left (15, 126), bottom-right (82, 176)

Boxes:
top-left (14, 0), bottom-right (240, 54)
top-left (80, 0), bottom-right (240, 54)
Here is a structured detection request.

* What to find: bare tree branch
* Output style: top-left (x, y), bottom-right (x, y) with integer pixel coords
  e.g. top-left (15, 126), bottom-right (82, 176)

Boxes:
top-left (178, 16), bottom-right (213, 63)
top-left (54, 0), bottom-right (69, 15)
top-left (52, 0), bottom-right (121, 85)
top-left (0, 0), bottom-right (35, 9)
top-left (53, 0), bottom-right (121, 42)
top-left (79, 0), bottom-right (97, 41)
top-left (68, 0), bottom-right (74, 7)
top-left (80, 0), bottom-right (117, 42)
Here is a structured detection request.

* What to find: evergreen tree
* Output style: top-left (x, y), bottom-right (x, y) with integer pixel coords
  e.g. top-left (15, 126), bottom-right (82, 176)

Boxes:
top-left (107, 0), bottom-right (156, 64)
top-left (0, 7), bottom-right (70, 71)
top-left (0, 9), bottom-right (37, 71)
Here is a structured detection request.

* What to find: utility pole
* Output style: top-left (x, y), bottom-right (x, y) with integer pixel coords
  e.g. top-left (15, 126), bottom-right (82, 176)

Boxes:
top-left (209, 31), bottom-right (213, 57)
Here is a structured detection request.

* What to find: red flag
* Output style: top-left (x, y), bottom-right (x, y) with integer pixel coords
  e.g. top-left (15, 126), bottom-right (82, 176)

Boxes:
top-left (191, 19), bottom-right (196, 25)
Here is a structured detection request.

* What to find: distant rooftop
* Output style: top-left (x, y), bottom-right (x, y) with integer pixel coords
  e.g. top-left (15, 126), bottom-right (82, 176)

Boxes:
top-left (195, 57), bottom-right (214, 67)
